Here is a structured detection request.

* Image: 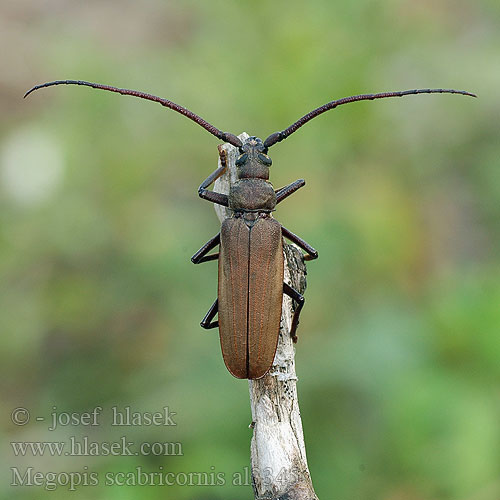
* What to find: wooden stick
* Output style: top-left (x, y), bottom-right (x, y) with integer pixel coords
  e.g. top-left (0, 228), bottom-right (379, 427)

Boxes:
top-left (214, 133), bottom-right (318, 500)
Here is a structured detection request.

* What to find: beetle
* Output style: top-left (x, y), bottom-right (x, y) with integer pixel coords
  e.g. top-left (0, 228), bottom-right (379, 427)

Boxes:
top-left (25, 80), bottom-right (475, 378)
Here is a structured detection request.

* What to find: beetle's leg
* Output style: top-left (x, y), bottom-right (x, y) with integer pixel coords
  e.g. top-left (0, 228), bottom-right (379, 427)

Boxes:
top-left (281, 226), bottom-right (318, 261)
top-left (275, 179), bottom-right (305, 204)
top-left (193, 234), bottom-right (220, 328)
top-left (283, 283), bottom-right (304, 342)
top-left (200, 299), bottom-right (219, 329)
top-left (191, 233), bottom-right (220, 264)
top-left (198, 167), bottom-right (229, 206)
top-left (198, 145), bottom-right (229, 207)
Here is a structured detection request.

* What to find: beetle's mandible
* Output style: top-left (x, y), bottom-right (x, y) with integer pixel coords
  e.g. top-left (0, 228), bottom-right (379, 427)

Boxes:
top-left (24, 80), bottom-right (476, 379)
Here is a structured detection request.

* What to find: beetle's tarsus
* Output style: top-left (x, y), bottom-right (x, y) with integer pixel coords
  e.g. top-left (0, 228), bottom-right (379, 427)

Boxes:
top-left (201, 320), bottom-right (219, 329)
top-left (304, 250), bottom-right (318, 261)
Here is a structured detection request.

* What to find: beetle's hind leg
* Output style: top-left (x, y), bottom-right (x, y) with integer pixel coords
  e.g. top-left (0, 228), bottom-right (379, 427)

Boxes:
top-left (281, 225), bottom-right (318, 261)
top-left (191, 233), bottom-right (220, 264)
top-left (200, 299), bottom-right (219, 329)
top-left (198, 145), bottom-right (229, 207)
top-left (283, 283), bottom-right (304, 342)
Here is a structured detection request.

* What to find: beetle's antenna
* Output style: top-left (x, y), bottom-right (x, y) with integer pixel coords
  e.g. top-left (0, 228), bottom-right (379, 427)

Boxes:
top-left (264, 88), bottom-right (477, 148)
top-left (24, 80), bottom-right (243, 148)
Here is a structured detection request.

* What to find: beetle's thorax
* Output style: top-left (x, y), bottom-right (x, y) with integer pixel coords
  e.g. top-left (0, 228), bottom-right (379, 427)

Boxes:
top-left (229, 137), bottom-right (276, 212)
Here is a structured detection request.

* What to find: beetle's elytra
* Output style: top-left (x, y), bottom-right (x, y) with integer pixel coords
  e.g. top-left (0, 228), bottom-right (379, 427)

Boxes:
top-left (218, 215), bottom-right (284, 379)
top-left (25, 80), bottom-right (476, 379)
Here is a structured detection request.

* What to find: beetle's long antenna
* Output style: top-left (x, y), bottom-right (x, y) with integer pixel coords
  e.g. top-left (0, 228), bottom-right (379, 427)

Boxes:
top-left (264, 88), bottom-right (476, 148)
top-left (24, 80), bottom-right (243, 148)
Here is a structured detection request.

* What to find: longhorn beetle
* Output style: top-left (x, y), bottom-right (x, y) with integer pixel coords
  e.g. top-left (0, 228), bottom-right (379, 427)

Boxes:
top-left (25, 80), bottom-right (475, 379)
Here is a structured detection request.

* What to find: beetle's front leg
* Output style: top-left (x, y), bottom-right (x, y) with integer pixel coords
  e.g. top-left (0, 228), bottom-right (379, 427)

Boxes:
top-left (275, 179), bottom-right (305, 204)
top-left (198, 145), bottom-right (229, 207)
top-left (283, 283), bottom-right (304, 342)
top-left (191, 233), bottom-right (220, 264)
top-left (281, 225), bottom-right (318, 261)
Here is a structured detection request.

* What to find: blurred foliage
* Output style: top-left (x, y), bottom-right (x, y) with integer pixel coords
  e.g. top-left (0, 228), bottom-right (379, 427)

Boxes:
top-left (1, 0), bottom-right (499, 499)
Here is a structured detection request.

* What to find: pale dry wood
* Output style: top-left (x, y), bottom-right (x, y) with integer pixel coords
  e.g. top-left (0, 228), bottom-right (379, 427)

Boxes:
top-left (214, 133), bottom-right (318, 500)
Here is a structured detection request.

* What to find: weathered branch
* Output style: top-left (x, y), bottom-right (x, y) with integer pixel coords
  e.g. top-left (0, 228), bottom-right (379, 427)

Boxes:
top-left (214, 133), bottom-right (318, 500)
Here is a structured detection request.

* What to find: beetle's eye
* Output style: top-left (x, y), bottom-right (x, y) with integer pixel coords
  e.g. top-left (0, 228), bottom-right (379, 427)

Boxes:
top-left (257, 153), bottom-right (272, 166)
top-left (235, 153), bottom-right (248, 167)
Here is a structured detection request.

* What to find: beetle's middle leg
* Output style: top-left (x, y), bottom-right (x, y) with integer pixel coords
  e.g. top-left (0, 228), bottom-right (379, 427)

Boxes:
top-left (192, 233), bottom-right (220, 327)
top-left (283, 283), bottom-right (304, 342)
top-left (191, 233), bottom-right (220, 264)
top-left (281, 225), bottom-right (318, 261)
top-left (200, 299), bottom-right (219, 329)
top-left (198, 145), bottom-right (229, 207)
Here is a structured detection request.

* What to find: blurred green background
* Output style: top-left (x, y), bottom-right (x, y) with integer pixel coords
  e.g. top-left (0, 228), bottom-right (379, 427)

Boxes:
top-left (1, 1), bottom-right (499, 499)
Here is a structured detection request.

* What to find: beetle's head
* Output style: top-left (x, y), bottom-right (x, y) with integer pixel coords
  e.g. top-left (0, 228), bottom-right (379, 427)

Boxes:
top-left (236, 136), bottom-right (272, 180)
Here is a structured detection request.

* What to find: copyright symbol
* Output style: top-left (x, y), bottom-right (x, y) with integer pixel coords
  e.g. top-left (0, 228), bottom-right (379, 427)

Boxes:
top-left (11, 407), bottom-right (30, 426)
